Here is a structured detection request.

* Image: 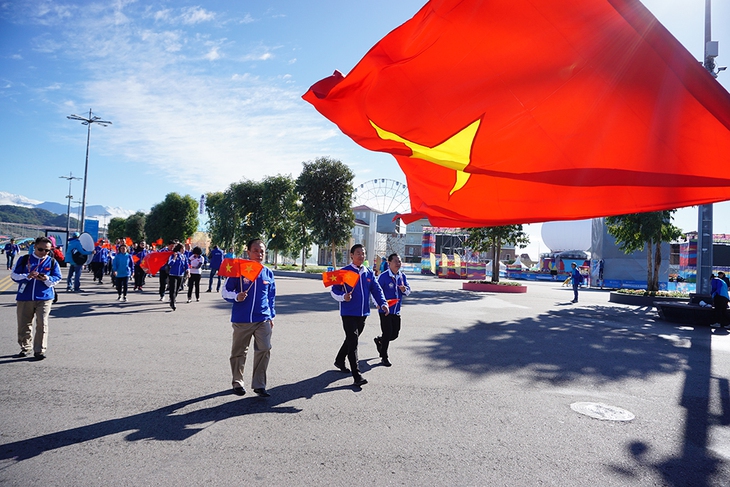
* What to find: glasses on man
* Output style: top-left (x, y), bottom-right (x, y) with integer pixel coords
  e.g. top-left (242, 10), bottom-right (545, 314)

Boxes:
top-left (36, 247), bottom-right (52, 253)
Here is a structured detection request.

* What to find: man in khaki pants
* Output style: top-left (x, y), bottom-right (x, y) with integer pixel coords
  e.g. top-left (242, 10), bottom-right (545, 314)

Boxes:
top-left (11, 236), bottom-right (63, 360)
top-left (221, 238), bottom-right (276, 397)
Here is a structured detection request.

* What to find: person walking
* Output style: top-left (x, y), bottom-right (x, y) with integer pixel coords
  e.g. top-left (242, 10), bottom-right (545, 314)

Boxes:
top-left (157, 241), bottom-right (175, 301)
top-left (90, 240), bottom-right (109, 284)
top-left (711, 273), bottom-right (729, 328)
top-left (4, 238), bottom-right (20, 270)
top-left (207, 245), bottom-right (225, 293)
top-left (112, 243), bottom-right (135, 302)
top-left (375, 253), bottom-right (411, 367)
top-left (11, 236), bottom-right (62, 360)
top-left (132, 241), bottom-right (149, 291)
top-left (186, 246), bottom-right (204, 303)
top-left (64, 232), bottom-right (92, 292)
top-left (222, 238), bottom-right (275, 397)
top-left (330, 244), bottom-right (389, 387)
top-left (569, 262), bottom-right (583, 303)
top-left (166, 243), bottom-right (189, 311)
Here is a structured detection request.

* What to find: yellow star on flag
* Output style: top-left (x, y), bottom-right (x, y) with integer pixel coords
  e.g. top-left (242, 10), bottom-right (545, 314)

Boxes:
top-left (370, 119), bottom-right (481, 195)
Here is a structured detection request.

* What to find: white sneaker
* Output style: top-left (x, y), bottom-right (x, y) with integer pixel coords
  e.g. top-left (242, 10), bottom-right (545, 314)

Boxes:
top-left (186, 299), bottom-right (191, 303)
top-left (123, 296), bottom-right (128, 302)
top-left (117, 296), bottom-right (122, 301)
top-left (159, 296), bottom-right (164, 301)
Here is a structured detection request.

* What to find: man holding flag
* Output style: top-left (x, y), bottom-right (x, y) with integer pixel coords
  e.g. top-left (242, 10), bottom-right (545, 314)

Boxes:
top-left (330, 244), bottom-right (389, 387)
top-left (375, 253), bottom-right (411, 367)
top-left (221, 238), bottom-right (275, 398)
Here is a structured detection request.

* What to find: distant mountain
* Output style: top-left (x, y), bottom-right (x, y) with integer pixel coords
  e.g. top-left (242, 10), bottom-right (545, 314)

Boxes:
top-left (0, 192), bottom-right (135, 221)
top-left (0, 205), bottom-right (77, 228)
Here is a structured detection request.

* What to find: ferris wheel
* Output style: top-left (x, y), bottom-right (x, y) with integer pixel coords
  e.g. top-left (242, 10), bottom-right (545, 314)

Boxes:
top-left (352, 178), bottom-right (410, 214)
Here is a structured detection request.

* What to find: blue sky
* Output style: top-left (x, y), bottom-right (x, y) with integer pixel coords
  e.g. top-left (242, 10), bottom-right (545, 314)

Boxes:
top-left (1, 0), bottom-right (729, 256)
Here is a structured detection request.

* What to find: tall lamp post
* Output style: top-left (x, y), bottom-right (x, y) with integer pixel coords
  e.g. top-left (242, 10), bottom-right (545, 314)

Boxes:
top-left (59, 172), bottom-right (82, 237)
top-left (67, 109), bottom-right (112, 234)
top-left (697, 0), bottom-right (725, 295)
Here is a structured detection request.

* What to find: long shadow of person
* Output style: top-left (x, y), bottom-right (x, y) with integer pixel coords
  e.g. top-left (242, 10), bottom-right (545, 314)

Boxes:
top-left (0, 370), bottom-right (350, 463)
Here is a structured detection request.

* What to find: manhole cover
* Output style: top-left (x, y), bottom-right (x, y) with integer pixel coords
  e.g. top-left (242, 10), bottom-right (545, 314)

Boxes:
top-left (570, 402), bottom-right (635, 421)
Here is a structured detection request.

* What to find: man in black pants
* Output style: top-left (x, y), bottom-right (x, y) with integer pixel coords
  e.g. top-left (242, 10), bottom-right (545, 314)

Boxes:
top-left (330, 244), bottom-right (389, 387)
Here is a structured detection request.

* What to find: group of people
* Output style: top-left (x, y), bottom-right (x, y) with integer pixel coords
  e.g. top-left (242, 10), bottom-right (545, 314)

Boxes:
top-left (8, 234), bottom-right (413, 396)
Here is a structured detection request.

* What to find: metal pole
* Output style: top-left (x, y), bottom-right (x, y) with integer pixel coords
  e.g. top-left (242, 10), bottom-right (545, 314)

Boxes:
top-left (80, 109), bottom-right (92, 234)
top-left (697, 0), bottom-right (714, 295)
top-left (59, 172), bottom-right (82, 238)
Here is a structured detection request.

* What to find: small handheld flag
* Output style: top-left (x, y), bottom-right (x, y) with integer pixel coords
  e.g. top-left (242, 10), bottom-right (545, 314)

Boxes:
top-left (219, 258), bottom-right (264, 281)
top-left (322, 269), bottom-right (360, 288)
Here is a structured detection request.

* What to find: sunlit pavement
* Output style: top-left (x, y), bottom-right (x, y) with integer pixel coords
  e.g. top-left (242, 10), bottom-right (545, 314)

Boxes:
top-left (0, 268), bottom-right (728, 486)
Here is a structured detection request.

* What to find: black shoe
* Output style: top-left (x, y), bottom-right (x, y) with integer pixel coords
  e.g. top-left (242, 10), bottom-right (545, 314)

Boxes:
top-left (33, 352), bottom-right (46, 361)
top-left (206, 289), bottom-right (212, 293)
top-left (334, 362), bottom-right (350, 373)
top-left (570, 299), bottom-right (577, 303)
top-left (14, 350), bottom-right (29, 358)
top-left (374, 337), bottom-right (382, 354)
top-left (381, 358), bottom-right (392, 367)
top-left (232, 386), bottom-right (246, 396)
top-left (253, 388), bottom-right (270, 397)
top-left (353, 377), bottom-right (368, 387)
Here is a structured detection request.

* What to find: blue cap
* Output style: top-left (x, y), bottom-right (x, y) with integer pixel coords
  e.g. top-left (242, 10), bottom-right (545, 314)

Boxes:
top-left (71, 232), bottom-right (80, 238)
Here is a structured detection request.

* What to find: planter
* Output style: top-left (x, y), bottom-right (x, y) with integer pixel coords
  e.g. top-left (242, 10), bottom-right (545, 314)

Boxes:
top-left (462, 282), bottom-right (527, 293)
top-left (609, 292), bottom-right (689, 308)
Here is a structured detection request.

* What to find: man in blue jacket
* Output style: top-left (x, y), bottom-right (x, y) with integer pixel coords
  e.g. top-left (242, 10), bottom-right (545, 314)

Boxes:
top-left (4, 238), bottom-right (20, 270)
top-left (64, 232), bottom-right (92, 292)
top-left (207, 244), bottom-right (225, 293)
top-left (331, 244), bottom-right (389, 387)
top-left (11, 236), bottom-right (63, 360)
top-left (375, 253), bottom-right (411, 367)
top-left (222, 238), bottom-right (275, 397)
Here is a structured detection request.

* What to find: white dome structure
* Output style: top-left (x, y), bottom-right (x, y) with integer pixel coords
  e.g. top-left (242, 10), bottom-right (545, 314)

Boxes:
top-left (541, 220), bottom-right (592, 252)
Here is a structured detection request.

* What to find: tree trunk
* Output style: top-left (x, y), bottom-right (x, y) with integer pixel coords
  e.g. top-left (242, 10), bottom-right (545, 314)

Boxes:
top-left (492, 239), bottom-right (502, 283)
top-left (652, 239), bottom-right (662, 292)
top-left (646, 241), bottom-right (653, 291)
top-left (331, 243), bottom-right (337, 268)
top-left (300, 247), bottom-right (306, 272)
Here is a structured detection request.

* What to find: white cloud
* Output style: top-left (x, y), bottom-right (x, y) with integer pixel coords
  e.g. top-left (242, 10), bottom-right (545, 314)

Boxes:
top-left (181, 6), bottom-right (215, 25)
top-left (204, 46), bottom-right (220, 60)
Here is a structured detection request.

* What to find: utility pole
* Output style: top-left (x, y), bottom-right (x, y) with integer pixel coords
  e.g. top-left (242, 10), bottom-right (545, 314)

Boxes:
top-left (59, 172), bottom-right (82, 238)
top-left (67, 109), bottom-right (112, 234)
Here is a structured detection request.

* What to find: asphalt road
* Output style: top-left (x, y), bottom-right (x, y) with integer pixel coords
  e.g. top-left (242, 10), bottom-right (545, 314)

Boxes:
top-left (0, 268), bottom-right (728, 486)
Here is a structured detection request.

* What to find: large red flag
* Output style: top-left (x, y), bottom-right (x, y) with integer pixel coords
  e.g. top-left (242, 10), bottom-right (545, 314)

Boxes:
top-left (303, 0), bottom-right (730, 227)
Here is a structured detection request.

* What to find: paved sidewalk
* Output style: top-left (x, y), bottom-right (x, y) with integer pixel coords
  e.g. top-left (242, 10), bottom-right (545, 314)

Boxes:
top-left (0, 268), bottom-right (728, 486)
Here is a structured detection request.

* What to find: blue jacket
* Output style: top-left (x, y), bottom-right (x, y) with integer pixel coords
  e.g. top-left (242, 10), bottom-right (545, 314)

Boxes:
top-left (222, 267), bottom-right (276, 323)
top-left (133, 248), bottom-right (148, 267)
top-left (711, 277), bottom-right (729, 299)
top-left (209, 247), bottom-right (224, 270)
top-left (92, 246), bottom-right (109, 263)
top-left (11, 253), bottom-right (63, 301)
top-left (4, 243), bottom-right (19, 256)
top-left (64, 236), bottom-right (92, 265)
top-left (377, 269), bottom-right (411, 315)
top-left (112, 253), bottom-right (135, 278)
top-left (167, 253), bottom-right (189, 276)
top-left (330, 263), bottom-right (387, 316)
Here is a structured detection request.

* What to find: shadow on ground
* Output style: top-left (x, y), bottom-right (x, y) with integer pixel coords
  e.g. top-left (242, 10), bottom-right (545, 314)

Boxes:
top-left (415, 304), bottom-right (730, 486)
top-left (0, 370), bottom-right (353, 463)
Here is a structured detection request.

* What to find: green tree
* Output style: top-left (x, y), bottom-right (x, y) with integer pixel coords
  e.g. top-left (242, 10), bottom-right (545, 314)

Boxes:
top-left (229, 180), bottom-right (265, 254)
top-left (296, 157), bottom-right (355, 266)
top-left (467, 225), bottom-right (530, 283)
top-left (205, 191), bottom-right (238, 250)
top-left (124, 211), bottom-right (147, 243)
top-left (107, 217), bottom-right (126, 242)
top-left (292, 202), bottom-right (314, 271)
top-left (145, 193), bottom-right (199, 244)
top-left (261, 175), bottom-right (298, 267)
top-left (605, 210), bottom-right (683, 292)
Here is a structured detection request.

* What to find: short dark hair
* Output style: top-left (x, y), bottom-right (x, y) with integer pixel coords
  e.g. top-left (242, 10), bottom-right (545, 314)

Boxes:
top-left (173, 243), bottom-right (184, 253)
top-left (350, 244), bottom-right (364, 254)
top-left (247, 238), bottom-right (263, 250)
top-left (387, 253), bottom-right (399, 262)
top-left (35, 236), bottom-right (52, 247)
top-left (192, 246), bottom-right (202, 255)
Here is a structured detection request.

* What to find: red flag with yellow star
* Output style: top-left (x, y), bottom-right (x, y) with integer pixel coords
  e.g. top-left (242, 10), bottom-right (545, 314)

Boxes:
top-left (219, 258), bottom-right (264, 281)
top-left (303, 0), bottom-right (730, 227)
top-left (140, 251), bottom-right (172, 275)
top-left (322, 269), bottom-right (360, 288)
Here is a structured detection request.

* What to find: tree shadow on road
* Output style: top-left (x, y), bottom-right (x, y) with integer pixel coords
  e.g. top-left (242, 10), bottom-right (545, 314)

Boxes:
top-left (0, 371), bottom-right (351, 463)
top-left (415, 305), bottom-right (730, 485)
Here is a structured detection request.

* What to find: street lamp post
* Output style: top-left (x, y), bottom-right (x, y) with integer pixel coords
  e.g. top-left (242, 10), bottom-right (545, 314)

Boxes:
top-left (67, 109), bottom-right (111, 234)
top-left (59, 172), bottom-right (82, 237)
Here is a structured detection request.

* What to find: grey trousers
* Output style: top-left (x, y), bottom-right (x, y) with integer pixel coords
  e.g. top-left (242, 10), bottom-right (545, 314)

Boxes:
top-left (17, 299), bottom-right (53, 353)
